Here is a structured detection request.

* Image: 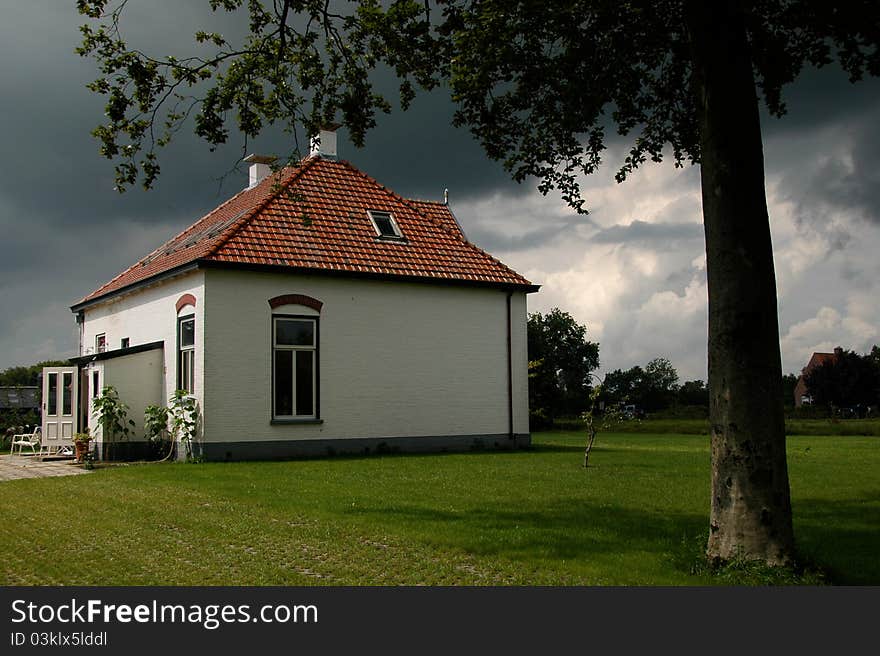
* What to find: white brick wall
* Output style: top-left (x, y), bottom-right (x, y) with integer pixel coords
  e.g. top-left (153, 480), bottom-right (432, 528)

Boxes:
top-left (78, 267), bottom-right (531, 447)
top-left (80, 271), bottom-right (205, 414)
top-left (203, 269), bottom-right (530, 443)
top-left (86, 348), bottom-right (164, 441)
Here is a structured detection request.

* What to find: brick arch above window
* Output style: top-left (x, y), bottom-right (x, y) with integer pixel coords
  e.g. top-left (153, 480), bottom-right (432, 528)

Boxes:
top-left (175, 294), bottom-right (197, 313)
top-left (268, 294), bottom-right (323, 312)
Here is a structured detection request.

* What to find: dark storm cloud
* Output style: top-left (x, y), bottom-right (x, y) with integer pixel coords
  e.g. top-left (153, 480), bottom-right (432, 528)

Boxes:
top-left (773, 107), bottom-right (880, 241)
top-left (0, 2), bottom-right (522, 228)
top-left (3, 1), bottom-right (880, 372)
top-left (465, 218), bottom-right (590, 253)
top-left (590, 220), bottom-right (702, 245)
top-left (336, 96), bottom-right (529, 204)
top-left (762, 65), bottom-right (880, 243)
top-left (0, 1), bottom-right (259, 229)
top-left (761, 65), bottom-right (880, 137)
top-left (813, 119), bottom-right (880, 225)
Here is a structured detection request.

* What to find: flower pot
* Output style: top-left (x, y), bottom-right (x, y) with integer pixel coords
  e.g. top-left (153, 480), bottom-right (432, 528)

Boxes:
top-left (74, 441), bottom-right (90, 462)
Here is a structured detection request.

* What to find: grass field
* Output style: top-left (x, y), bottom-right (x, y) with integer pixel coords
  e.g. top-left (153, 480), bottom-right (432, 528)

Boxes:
top-left (1, 430), bottom-right (877, 586)
top-left (554, 417), bottom-right (880, 436)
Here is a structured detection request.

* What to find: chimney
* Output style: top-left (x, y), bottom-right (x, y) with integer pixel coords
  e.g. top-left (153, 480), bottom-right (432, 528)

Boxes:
top-left (243, 154), bottom-right (276, 188)
top-left (309, 125), bottom-right (340, 159)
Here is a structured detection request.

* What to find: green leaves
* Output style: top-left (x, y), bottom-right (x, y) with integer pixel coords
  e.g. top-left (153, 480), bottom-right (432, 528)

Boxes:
top-left (527, 308), bottom-right (601, 421)
top-left (92, 385), bottom-right (133, 441)
top-left (77, 1), bottom-right (880, 198)
top-left (76, 0), bottom-right (412, 191)
top-left (169, 390), bottom-right (200, 462)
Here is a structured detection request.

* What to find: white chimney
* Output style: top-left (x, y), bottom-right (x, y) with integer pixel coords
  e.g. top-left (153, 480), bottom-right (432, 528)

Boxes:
top-left (243, 154), bottom-right (276, 188)
top-left (309, 126), bottom-right (339, 159)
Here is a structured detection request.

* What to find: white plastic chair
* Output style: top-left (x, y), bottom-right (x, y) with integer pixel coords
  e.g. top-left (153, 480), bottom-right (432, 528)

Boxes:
top-left (11, 426), bottom-right (41, 456)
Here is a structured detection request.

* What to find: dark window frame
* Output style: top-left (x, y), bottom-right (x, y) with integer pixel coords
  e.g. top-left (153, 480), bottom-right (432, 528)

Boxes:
top-left (271, 314), bottom-right (320, 422)
top-left (177, 314), bottom-right (195, 393)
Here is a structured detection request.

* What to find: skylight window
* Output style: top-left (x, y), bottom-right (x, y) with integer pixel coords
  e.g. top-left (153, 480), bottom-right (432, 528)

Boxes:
top-left (367, 210), bottom-right (404, 240)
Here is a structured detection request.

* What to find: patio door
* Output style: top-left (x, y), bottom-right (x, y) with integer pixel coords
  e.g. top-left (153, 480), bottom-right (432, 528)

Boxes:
top-left (42, 366), bottom-right (78, 449)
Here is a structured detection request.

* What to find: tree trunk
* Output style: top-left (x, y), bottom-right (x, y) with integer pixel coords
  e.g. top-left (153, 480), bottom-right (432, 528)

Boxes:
top-left (685, 0), bottom-right (795, 565)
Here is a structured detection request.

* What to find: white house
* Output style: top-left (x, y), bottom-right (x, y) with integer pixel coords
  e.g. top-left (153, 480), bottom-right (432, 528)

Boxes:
top-left (57, 131), bottom-right (538, 460)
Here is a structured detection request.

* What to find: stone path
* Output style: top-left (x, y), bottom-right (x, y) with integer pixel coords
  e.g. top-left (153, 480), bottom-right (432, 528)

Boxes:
top-left (0, 454), bottom-right (90, 482)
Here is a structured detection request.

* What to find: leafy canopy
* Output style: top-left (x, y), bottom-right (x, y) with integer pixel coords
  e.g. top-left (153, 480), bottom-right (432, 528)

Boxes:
top-left (602, 357), bottom-right (681, 413)
top-left (76, 1), bottom-right (880, 195)
top-left (804, 347), bottom-right (880, 409)
top-left (527, 308), bottom-right (600, 420)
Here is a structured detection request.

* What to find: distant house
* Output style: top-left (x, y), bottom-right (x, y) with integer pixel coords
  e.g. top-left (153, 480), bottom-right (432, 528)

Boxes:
top-left (793, 347), bottom-right (842, 407)
top-left (0, 386), bottom-right (39, 412)
top-left (51, 129), bottom-right (538, 460)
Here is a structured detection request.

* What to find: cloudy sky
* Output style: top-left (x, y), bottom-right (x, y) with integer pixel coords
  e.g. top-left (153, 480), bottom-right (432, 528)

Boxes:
top-left (2, 2), bottom-right (879, 381)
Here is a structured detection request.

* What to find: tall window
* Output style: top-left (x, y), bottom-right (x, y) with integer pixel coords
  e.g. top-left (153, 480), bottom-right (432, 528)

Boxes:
top-left (47, 372), bottom-right (57, 416)
top-left (273, 316), bottom-right (317, 419)
top-left (95, 333), bottom-right (106, 353)
top-left (178, 315), bottom-right (195, 393)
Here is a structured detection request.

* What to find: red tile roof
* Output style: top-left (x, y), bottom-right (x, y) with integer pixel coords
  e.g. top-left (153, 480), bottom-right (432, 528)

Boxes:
top-left (793, 349), bottom-right (841, 406)
top-left (76, 157), bottom-right (536, 306)
top-left (804, 352), bottom-right (837, 371)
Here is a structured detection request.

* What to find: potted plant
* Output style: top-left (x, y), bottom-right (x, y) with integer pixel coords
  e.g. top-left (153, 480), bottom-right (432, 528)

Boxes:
top-left (72, 430), bottom-right (92, 463)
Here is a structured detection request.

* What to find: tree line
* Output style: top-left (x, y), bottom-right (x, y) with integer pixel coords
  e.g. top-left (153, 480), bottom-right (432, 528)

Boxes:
top-left (528, 309), bottom-right (880, 426)
top-left (527, 308), bottom-right (711, 427)
top-left (0, 361), bottom-right (68, 388)
top-left (0, 361), bottom-right (68, 438)
top-left (789, 346), bottom-right (880, 415)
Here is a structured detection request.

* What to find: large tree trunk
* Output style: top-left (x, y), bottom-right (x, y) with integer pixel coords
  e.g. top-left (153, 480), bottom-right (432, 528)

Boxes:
top-left (685, 0), bottom-right (795, 565)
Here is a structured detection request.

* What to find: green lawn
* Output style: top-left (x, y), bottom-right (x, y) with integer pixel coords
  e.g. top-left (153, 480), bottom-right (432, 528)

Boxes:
top-left (555, 417), bottom-right (880, 436)
top-left (1, 431), bottom-right (877, 585)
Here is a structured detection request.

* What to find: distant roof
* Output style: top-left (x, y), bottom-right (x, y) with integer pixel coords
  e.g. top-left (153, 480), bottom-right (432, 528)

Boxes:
top-left (803, 351), bottom-right (838, 373)
top-left (74, 156), bottom-right (537, 308)
top-left (0, 386), bottom-right (39, 410)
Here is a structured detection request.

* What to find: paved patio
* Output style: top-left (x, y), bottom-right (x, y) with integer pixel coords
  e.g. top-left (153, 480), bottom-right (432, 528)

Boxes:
top-left (0, 454), bottom-right (90, 482)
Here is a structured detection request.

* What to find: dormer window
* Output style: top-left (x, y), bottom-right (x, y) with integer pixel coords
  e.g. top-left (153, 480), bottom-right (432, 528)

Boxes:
top-left (368, 210), bottom-right (404, 240)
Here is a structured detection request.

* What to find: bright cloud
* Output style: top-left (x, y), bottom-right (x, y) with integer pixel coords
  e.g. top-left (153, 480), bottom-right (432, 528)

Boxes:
top-left (454, 137), bottom-right (880, 381)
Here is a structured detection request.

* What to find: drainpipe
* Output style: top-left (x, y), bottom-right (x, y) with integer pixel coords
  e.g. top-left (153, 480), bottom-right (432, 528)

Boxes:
top-left (506, 291), bottom-right (514, 441)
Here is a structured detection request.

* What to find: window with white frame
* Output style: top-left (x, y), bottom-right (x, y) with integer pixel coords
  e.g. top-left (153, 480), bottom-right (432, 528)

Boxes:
top-left (367, 210), bottom-right (404, 240)
top-left (95, 333), bottom-right (106, 353)
top-left (178, 315), bottom-right (195, 393)
top-left (273, 316), bottom-right (317, 419)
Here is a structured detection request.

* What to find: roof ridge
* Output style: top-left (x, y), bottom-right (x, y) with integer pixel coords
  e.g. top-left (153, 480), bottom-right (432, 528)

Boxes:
top-left (338, 160), bottom-right (530, 285)
top-left (205, 158), bottom-right (317, 259)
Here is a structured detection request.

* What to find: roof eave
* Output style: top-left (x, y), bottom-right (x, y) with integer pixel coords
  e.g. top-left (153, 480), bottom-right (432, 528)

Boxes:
top-left (197, 259), bottom-right (540, 293)
top-left (70, 262), bottom-right (201, 313)
top-left (69, 340), bottom-right (165, 365)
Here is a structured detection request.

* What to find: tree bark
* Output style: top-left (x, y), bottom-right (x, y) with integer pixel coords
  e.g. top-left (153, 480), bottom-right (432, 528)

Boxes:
top-left (685, 0), bottom-right (795, 565)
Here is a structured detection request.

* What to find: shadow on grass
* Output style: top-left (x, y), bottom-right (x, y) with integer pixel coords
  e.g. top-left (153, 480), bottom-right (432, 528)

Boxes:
top-left (348, 496), bottom-right (706, 571)
top-left (527, 442), bottom-right (588, 454)
top-left (347, 493), bottom-right (877, 584)
top-left (793, 494), bottom-right (880, 585)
